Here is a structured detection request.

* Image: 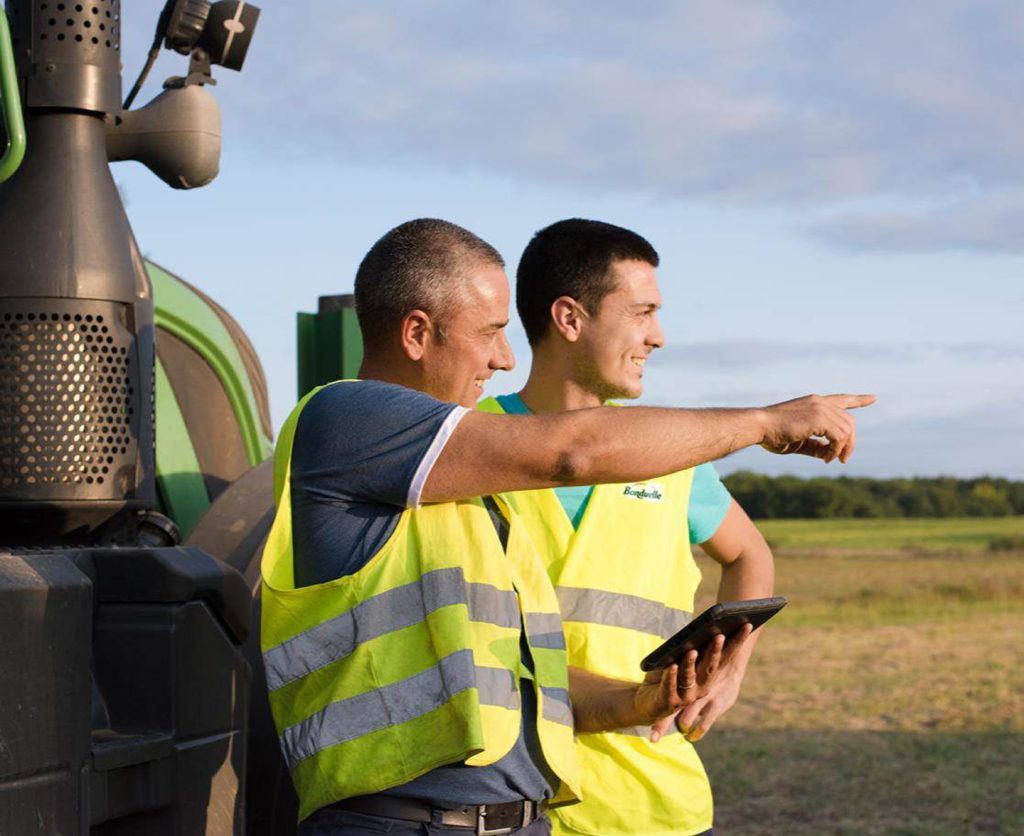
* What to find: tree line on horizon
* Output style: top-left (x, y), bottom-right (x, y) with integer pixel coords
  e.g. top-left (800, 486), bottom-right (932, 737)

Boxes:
top-left (720, 471), bottom-right (1024, 519)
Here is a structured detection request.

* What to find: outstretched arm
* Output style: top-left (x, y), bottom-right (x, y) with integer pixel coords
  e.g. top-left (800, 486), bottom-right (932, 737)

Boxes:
top-left (423, 393), bottom-right (875, 503)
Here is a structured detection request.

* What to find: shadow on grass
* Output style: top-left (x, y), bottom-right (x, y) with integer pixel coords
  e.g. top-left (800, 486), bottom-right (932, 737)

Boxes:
top-left (701, 728), bottom-right (1023, 835)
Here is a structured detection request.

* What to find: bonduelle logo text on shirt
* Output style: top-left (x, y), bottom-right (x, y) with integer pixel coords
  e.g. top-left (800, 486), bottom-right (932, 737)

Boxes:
top-left (621, 483), bottom-right (665, 503)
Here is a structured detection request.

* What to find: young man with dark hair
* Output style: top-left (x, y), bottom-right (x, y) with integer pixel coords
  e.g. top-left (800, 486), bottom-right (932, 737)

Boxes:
top-left (479, 218), bottom-right (791, 836)
top-left (515, 218), bottom-right (660, 351)
top-left (261, 218), bottom-right (873, 834)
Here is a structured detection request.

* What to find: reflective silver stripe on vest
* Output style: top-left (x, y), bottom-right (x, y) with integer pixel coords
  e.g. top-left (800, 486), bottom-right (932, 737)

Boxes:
top-left (528, 631), bottom-right (567, 650)
top-left (539, 686), bottom-right (574, 727)
top-left (280, 650), bottom-right (520, 769)
top-left (523, 611), bottom-right (567, 651)
top-left (524, 612), bottom-right (563, 635)
top-left (466, 581), bottom-right (521, 629)
top-left (556, 587), bottom-right (692, 639)
top-left (264, 568), bottom-right (521, 693)
top-left (475, 664), bottom-right (522, 712)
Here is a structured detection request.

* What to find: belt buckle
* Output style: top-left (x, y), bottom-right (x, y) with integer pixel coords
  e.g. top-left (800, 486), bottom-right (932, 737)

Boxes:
top-left (475, 800), bottom-right (533, 836)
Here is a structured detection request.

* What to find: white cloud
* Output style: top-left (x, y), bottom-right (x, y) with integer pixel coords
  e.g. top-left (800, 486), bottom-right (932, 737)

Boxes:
top-left (809, 191), bottom-right (1024, 252)
top-left (120, 1), bottom-right (1024, 251)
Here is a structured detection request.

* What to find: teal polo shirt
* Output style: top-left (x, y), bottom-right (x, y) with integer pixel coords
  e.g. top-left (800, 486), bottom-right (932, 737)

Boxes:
top-left (495, 393), bottom-right (732, 543)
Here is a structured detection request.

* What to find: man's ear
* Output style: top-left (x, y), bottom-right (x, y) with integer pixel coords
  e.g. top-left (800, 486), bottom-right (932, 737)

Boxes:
top-left (400, 309), bottom-right (433, 361)
top-left (550, 296), bottom-right (585, 343)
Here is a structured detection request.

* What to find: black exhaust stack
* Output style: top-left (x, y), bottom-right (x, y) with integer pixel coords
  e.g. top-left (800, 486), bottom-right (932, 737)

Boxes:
top-left (0, 0), bottom-right (155, 544)
top-left (0, 3), bottom-right (264, 833)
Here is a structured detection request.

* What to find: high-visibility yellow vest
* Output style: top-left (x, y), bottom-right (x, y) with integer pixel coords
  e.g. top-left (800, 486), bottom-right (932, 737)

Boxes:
top-left (480, 396), bottom-right (712, 836)
top-left (262, 382), bottom-right (582, 821)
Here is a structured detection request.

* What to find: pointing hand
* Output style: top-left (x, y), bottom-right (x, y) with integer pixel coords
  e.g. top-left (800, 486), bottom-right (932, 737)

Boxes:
top-left (760, 393), bottom-right (876, 464)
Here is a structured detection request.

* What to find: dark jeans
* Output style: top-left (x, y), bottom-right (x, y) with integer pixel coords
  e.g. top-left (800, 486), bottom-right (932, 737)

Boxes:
top-left (298, 808), bottom-right (553, 836)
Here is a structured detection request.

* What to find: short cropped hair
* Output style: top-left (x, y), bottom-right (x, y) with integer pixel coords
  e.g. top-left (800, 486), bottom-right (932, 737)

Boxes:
top-left (355, 218), bottom-right (504, 350)
top-left (516, 219), bottom-right (659, 347)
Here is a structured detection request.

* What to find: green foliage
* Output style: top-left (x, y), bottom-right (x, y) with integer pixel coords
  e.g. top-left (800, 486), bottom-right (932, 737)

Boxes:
top-left (988, 534), bottom-right (1024, 551)
top-left (722, 471), bottom-right (1024, 519)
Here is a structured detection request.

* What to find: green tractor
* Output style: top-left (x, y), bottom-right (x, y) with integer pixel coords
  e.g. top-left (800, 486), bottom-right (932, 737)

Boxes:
top-left (0, 2), bottom-right (360, 832)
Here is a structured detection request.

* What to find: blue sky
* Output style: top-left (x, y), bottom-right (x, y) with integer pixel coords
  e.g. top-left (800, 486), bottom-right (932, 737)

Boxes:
top-left (115, 1), bottom-right (1024, 479)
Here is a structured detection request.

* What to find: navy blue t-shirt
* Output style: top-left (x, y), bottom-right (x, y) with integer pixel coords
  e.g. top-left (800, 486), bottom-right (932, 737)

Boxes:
top-left (291, 379), bottom-right (466, 585)
top-left (289, 380), bottom-right (558, 808)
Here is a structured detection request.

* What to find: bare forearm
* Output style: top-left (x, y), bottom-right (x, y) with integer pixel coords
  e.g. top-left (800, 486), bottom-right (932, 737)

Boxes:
top-left (717, 548), bottom-right (774, 603)
top-left (424, 405), bottom-right (768, 502)
top-left (425, 392), bottom-right (873, 504)
top-left (711, 520), bottom-right (775, 676)
top-left (568, 667), bottom-right (655, 733)
top-left (669, 543), bottom-right (775, 742)
top-left (559, 406), bottom-right (766, 487)
top-left (703, 503), bottom-right (776, 674)
top-left (716, 553), bottom-right (773, 670)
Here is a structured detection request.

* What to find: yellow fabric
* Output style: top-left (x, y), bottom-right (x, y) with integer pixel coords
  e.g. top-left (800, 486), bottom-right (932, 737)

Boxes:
top-left (480, 396), bottom-right (712, 836)
top-left (262, 382), bottom-right (581, 821)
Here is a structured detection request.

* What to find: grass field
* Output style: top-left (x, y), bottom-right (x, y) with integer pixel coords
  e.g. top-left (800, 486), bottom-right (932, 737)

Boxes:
top-left (690, 517), bottom-right (1024, 835)
top-left (754, 515), bottom-right (1024, 554)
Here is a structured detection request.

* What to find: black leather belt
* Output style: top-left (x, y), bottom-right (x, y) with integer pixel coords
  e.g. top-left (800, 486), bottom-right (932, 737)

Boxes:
top-left (330, 794), bottom-right (548, 835)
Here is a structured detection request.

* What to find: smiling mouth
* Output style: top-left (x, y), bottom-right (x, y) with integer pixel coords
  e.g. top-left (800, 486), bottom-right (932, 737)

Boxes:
top-left (630, 357), bottom-right (647, 368)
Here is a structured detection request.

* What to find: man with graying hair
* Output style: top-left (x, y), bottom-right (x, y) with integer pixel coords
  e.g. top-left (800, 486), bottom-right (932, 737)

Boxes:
top-left (260, 218), bottom-right (874, 835)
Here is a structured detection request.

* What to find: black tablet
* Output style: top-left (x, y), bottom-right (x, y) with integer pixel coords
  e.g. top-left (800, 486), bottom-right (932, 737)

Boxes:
top-left (639, 596), bottom-right (787, 672)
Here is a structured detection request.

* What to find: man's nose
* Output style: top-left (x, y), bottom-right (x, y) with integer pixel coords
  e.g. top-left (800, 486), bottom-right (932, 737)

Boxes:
top-left (648, 313), bottom-right (666, 349)
top-left (492, 330), bottom-right (515, 371)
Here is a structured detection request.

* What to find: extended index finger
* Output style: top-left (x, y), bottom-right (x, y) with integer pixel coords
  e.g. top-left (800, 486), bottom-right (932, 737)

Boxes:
top-left (827, 393), bottom-right (876, 410)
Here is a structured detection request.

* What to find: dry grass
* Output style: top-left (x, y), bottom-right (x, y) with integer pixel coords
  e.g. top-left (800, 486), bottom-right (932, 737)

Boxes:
top-left (732, 552), bottom-right (1024, 628)
top-left (689, 528), bottom-right (1024, 835)
top-left (698, 728), bottom-right (1023, 835)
